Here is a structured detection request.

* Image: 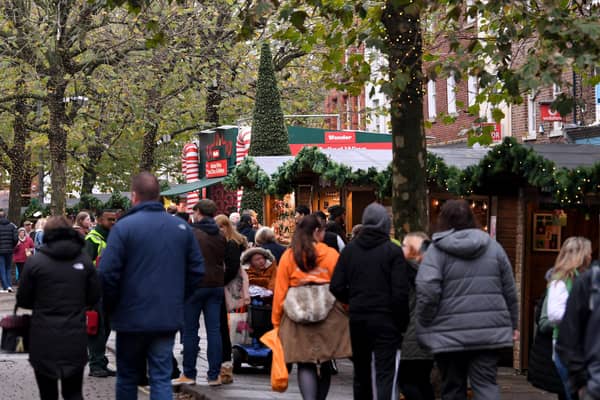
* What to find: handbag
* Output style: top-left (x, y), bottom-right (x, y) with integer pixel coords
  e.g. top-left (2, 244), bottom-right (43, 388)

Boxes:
top-left (86, 310), bottom-right (99, 335)
top-left (224, 268), bottom-right (250, 312)
top-left (0, 305), bottom-right (30, 353)
top-left (283, 283), bottom-right (336, 324)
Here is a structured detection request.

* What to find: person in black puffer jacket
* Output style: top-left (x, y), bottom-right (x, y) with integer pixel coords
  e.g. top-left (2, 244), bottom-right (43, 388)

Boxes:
top-left (330, 202), bottom-right (410, 400)
top-left (16, 216), bottom-right (101, 400)
top-left (0, 210), bottom-right (17, 291)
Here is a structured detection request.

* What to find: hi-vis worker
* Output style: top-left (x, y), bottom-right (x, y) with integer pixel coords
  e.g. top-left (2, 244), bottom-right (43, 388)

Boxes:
top-left (84, 209), bottom-right (118, 378)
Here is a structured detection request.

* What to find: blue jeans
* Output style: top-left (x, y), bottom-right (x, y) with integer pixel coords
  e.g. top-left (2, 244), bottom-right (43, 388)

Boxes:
top-left (554, 345), bottom-right (573, 400)
top-left (183, 287), bottom-right (223, 380)
top-left (116, 331), bottom-right (175, 400)
top-left (0, 253), bottom-right (12, 289)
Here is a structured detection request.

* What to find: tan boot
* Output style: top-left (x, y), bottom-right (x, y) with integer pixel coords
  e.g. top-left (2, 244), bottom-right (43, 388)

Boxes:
top-left (219, 361), bottom-right (234, 384)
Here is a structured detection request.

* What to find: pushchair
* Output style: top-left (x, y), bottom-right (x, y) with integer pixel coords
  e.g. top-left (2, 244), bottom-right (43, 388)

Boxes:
top-left (231, 296), bottom-right (273, 372)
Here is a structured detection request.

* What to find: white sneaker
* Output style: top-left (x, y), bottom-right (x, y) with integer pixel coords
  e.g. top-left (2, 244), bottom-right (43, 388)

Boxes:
top-left (7, 287), bottom-right (13, 293)
top-left (0, 289), bottom-right (8, 293)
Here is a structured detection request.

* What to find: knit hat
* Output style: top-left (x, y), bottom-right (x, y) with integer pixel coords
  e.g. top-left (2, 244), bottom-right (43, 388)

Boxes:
top-left (361, 202), bottom-right (391, 235)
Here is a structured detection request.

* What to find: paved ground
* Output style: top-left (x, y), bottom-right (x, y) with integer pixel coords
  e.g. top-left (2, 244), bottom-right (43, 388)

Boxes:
top-left (1, 291), bottom-right (559, 399)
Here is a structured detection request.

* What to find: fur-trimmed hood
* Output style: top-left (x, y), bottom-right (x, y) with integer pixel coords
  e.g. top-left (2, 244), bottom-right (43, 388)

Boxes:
top-left (240, 247), bottom-right (274, 270)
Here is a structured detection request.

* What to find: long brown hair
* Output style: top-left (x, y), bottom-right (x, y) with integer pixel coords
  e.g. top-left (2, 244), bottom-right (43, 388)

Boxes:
top-left (291, 214), bottom-right (324, 272)
top-left (215, 214), bottom-right (247, 247)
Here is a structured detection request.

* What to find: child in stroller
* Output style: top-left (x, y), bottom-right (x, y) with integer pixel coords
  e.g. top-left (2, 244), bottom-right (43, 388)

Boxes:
top-left (231, 247), bottom-right (277, 372)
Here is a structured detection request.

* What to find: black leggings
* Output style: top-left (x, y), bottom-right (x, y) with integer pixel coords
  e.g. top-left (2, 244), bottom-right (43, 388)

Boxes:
top-left (34, 369), bottom-right (83, 400)
top-left (297, 362), bottom-right (332, 400)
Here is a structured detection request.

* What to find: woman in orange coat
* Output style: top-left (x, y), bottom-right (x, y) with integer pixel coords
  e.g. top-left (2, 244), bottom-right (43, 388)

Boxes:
top-left (273, 214), bottom-right (352, 400)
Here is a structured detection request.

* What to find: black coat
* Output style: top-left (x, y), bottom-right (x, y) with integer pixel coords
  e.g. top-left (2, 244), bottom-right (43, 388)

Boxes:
top-left (557, 266), bottom-right (600, 398)
top-left (16, 228), bottom-right (101, 379)
top-left (224, 240), bottom-right (246, 285)
top-left (0, 218), bottom-right (17, 254)
top-left (330, 227), bottom-right (409, 331)
top-left (259, 241), bottom-right (286, 263)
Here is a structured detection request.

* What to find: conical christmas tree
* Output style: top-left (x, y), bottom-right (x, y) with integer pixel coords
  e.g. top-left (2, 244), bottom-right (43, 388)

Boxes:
top-left (242, 42), bottom-right (291, 221)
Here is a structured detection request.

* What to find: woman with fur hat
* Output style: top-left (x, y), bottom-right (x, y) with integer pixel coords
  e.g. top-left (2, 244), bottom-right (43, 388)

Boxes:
top-left (241, 247), bottom-right (277, 291)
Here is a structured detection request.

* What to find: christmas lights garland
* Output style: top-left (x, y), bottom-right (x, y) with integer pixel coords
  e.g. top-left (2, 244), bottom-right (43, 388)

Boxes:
top-left (224, 138), bottom-right (600, 206)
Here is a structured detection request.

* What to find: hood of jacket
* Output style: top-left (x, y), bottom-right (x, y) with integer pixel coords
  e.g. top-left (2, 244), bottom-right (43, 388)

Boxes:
top-left (240, 246), bottom-right (274, 269)
top-left (191, 217), bottom-right (220, 235)
top-left (39, 228), bottom-right (85, 260)
top-left (432, 228), bottom-right (490, 259)
top-left (355, 228), bottom-right (390, 249)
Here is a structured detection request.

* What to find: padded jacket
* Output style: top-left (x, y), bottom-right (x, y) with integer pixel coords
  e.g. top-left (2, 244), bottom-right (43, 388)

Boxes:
top-left (99, 201), bottom-right (205, 332)
top-left (416, 228), bottom-right (518, 354)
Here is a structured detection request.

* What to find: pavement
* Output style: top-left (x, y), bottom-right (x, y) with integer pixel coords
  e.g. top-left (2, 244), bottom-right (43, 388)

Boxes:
top-left (1, 292), bottom-right (558, 399)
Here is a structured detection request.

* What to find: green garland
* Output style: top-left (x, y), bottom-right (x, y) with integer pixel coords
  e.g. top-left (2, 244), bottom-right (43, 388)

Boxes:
top-left (226, 138), bottom-right (600, 206)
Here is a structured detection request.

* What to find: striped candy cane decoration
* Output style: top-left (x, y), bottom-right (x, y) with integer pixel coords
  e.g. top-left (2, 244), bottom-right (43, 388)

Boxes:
top-left (235, 126), bottom-right (252, 210)
top-left (182, 142), bottom-right (200, 213)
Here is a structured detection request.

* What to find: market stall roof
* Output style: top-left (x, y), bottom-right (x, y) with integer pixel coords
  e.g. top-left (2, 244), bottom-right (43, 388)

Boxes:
top-left (160, 177), bottom-right (225, 196)
top-left (526, 143), bottom-right (600, 169)
top-left (254, 148), bottom-right (394, 175)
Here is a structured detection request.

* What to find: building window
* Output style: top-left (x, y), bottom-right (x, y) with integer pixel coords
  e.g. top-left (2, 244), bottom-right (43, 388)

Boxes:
top-left (427, 80), bottom-right (437, 119)
top-left (447, 75), bottom-right (457, 115)
top-left (372, 99), bottom-right (380, 132)
top-left (468, 75), bottom-right (477, 107)
top-left (552, 84), bottom-right (563, 134)
top-left (527, 93), bottom-right (536, 138)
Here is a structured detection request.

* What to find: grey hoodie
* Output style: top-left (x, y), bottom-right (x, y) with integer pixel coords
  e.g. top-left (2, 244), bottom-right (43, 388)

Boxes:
top-left (415, 228), bottom-right (518, 354)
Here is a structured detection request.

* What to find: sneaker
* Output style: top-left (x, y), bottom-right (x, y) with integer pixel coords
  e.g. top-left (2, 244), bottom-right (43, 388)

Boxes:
top-left (219, 362), bottom-right (233, 384)
top-left (207, 376), bottom-right (222, 386)
top-left (0, 289), bottom-right (7, 294)
top-left (89, 369), bottom-right (110, 378)
top-left (171, 375), bottom-right (195, 386)
top-left (6, 287), bottom-right (13, 293)
top-left (104, 367), bottom-right (116, 377)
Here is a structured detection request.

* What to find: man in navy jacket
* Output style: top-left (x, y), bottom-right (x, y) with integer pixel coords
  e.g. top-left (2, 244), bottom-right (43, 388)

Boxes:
top-left (100, 172), bottom-right (205, 400)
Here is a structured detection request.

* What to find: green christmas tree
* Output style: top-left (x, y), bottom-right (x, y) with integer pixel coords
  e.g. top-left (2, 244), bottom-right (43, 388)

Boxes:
top-left (242, 42), bottom-right (291, 221)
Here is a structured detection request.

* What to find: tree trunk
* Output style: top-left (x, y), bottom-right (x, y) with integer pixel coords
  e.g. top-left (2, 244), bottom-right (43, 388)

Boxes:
top-left (139, 123), bottom-right (159, 172)
top-left (47, 79), bottom-right (68, 215)
top-left (383, 1), bottom-right (428, 238)
top-left (81, 144), bottom-right (103, 195)
top-left (7, 79), bottom-right (30, 224)
top-left (139, 87), bottom-right (161, 172)
top-left (205, 73), bottom-right (222, 125)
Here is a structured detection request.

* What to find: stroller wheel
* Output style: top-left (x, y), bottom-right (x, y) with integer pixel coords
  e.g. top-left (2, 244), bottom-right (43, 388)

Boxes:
top-left (232, 347), bottom-right (244, 373)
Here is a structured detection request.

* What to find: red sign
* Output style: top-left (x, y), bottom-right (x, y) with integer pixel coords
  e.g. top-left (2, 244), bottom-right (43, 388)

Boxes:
top-left (205, 160), bottom-right (227, 178)
top-left (540, 103), bottom-right (564, 122)
top-left (482, 122), bottom-right (502, 142)
top-left (324, 131), bottom-right (356, 144)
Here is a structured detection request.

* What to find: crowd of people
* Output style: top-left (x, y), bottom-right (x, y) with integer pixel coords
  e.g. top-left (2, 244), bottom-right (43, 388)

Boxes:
top-left (3, 171), bottom-right (600, 400)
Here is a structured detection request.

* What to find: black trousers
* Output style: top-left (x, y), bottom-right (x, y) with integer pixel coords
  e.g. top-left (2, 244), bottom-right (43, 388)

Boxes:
top-left (398, 359), bottom-right (435, 400)
top-left (435, 350), bottom-right (500, 400)
top-left (34, 369), bottom-right (84, 400)
top-left (220, 300), bottom-right (232, 362)
top-left (349, 318), bottom-right (402, 400)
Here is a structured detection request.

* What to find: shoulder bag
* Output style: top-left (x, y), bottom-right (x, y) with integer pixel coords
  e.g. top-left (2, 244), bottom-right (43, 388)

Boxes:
top-left (283, 283), bottom-right (336, 324)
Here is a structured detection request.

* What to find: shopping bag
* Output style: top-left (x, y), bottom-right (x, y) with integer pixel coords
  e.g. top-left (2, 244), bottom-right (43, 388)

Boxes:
top-left (260, 328), bottom-right (288, 392)
top-left (0, 306), bottom-right (30, 353)
top-left (228, 312), bottom-right (251, 345)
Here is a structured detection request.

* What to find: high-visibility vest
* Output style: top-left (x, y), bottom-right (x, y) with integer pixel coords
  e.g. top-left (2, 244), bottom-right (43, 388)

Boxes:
top-left (85, 229), bottom-right (106, 267)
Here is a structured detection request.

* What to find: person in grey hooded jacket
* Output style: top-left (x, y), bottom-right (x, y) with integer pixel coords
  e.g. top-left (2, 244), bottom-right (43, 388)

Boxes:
top-left (416, 199), bottom-right (519, 400)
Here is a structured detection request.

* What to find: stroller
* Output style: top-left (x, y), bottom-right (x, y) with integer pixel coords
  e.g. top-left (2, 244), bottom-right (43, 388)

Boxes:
top-left (231, 295), bottom-right (273, 372)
